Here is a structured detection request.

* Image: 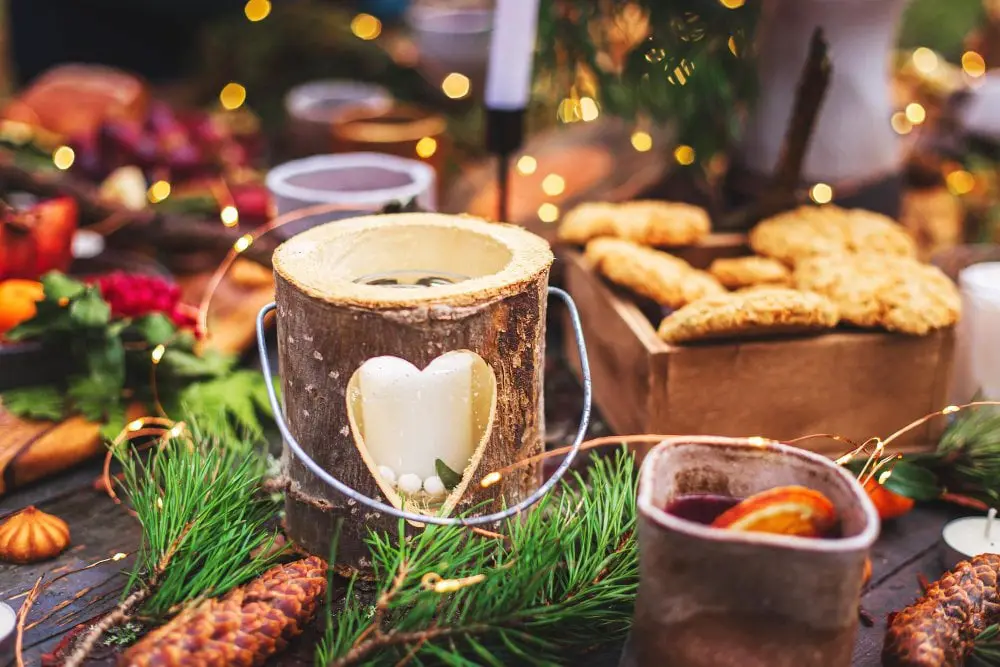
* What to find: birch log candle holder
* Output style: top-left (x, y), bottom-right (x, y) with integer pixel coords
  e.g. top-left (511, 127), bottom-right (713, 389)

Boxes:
top-left (256, 212), bottom-right (591, 569)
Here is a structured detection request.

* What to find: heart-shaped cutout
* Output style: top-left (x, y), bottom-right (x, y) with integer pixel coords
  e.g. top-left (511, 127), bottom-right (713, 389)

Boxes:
top-left (346, 350), bottom-right (497, 526)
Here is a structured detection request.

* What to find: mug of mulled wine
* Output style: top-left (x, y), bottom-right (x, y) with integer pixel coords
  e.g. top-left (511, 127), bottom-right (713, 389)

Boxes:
top-left (622, 436), bottom-right (879, 667)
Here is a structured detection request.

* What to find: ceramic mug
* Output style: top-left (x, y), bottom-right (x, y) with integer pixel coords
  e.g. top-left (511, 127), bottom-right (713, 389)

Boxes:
top-left (623, 436), bottom-right (879, 667)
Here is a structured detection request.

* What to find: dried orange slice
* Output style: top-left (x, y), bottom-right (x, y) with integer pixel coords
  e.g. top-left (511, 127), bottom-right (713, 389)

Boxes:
top-left (710, 485), bottom-right (837, 537)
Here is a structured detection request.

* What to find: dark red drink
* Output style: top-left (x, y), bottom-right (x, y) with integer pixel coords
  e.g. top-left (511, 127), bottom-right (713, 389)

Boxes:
top-left (665, 494), bottom-right (741, 525)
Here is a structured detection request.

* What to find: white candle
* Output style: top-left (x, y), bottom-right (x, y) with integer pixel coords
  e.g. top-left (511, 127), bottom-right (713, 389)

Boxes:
top-left (484, 0), bottom-right (540, 110)
top-left (0, 602), bottom-right (15, 664)
top-left (952, 262), bottom-right (1000, 402)
top-left (942, 508), bottom-right (1000, 565)
top-left (358, 353), bottom-right (475, 481)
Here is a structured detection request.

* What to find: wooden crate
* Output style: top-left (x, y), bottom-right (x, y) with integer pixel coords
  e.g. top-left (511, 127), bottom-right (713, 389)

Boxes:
top-left (561, 242), bottom-right (956, 457)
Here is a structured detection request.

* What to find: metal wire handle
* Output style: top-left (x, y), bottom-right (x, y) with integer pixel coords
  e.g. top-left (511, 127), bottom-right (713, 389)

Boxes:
top-left (255, 286), bottom-right (592, 526)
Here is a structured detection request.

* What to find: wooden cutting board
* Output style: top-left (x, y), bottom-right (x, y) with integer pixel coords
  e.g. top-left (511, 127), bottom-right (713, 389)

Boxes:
top-left (0, 258), bottom-right (275, 496)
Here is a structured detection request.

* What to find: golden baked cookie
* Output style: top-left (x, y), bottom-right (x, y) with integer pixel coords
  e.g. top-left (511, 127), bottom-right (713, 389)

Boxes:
top-left (657, 287), bottom-right (839, 344)
top-left (749, 205), bottom-right (917, 266)
top-left (793, 254), bottom-right (960, 335)
top-left (559, 200), bottom-right (711, 247)
top-left (708, 256), bottom-right (792, 290)
top-left (585, 238), bottom-right (725, 308)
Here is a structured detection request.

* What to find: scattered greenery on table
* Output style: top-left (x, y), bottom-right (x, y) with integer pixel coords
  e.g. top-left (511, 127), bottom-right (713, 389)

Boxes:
top-left (0, 272), bottom-right (274, 443)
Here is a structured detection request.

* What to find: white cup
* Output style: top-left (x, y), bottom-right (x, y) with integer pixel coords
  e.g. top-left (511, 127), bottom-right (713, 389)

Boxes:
top-left (265, 153), bottom-right (437, 239)
top-left (284, 80), bottom-right (392, 125)
top-left (952, 262), bottom-right (1000, 402)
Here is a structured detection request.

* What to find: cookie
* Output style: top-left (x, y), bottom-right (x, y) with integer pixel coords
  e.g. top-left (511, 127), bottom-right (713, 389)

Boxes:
top-left (749, 205), bottom-right (917, 266)
top-left (657, 287), bottom-right (840, 344)
top-left (560, 200), bottom-right (711, 247)
top-left (585, 238), bottom-right (726, 308)
top-left (708, 256), bottom-right (792, 290)
top-left (793, 254), bottom-right (960, 335)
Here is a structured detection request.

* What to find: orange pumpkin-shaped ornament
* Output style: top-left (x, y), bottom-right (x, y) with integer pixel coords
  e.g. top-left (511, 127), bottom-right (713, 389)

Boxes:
top-left (0, 506), bottom-right (71, 563)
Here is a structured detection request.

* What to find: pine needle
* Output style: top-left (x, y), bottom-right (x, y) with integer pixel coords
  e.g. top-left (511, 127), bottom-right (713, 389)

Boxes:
top-left (972, 624), bottom-right (1000, 666)
top-left (936, 404), bottom-right (1000, 502)
top-left (114, 430), bottom-right (286, 619)
top-left (316, 448), bottom-right (638, 666)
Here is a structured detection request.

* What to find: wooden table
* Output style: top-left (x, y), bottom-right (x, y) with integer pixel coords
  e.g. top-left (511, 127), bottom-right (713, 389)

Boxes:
top-left (0, 358), bottom-right (968, 666)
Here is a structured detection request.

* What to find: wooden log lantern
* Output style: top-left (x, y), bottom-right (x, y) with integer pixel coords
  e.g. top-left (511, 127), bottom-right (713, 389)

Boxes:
top-left (270, 212), bottom-right (555, 567)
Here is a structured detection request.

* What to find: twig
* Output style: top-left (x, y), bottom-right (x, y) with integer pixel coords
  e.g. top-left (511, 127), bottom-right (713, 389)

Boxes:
top-left (722, 27), bottom-right (832, 229)
top-left (61, 522), bottom-right (193, 667)
top-left (332, 625), bottom-right (488, 667)
top-left (15, 576), bottom-right (43, 667)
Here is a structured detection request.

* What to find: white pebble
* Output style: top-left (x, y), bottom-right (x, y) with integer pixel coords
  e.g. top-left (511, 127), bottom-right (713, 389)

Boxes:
top-left (378, 465), bottom-right (397, 487)
top-left (423, 475), bottom-right (446, 498)
top-left (397, 473), bottom-right (422, 495)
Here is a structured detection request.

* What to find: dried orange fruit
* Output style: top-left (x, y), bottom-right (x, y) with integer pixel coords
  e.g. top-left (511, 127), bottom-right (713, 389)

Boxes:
top-left (710, 485), bottom-right (837, 537)
top-left (0, 279), bottom-right (44, 335)
top-left (864, 477), bottom-right (914, 520)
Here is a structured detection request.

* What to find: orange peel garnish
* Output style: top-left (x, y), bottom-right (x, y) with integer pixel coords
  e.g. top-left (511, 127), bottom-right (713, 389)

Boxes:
top-left (711, 485), bottom-right (837, 537)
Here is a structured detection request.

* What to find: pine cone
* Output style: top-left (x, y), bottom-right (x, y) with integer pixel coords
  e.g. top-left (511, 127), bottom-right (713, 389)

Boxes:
top-left (882, 553), bottom-right (1000, 667)
top-left (121, 556), bottom-right (327, 667)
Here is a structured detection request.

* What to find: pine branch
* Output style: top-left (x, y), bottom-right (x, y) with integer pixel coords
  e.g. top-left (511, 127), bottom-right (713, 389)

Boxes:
top-left (317, 449), bottom-right (639, 666)
top-left (114, 432), bottom-right (286, 619)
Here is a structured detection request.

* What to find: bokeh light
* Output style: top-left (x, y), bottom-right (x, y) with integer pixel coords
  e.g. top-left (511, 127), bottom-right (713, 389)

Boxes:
top-left (147, 180), bottom-right (171, 204)
top-left (538, 203), bottom-right (559, 223)
top-left (516, 155), bottom-right (537, 175)
top-left (962, 51), bottom-right (986, 78)
top-left (631, 131), bottom-right (653, 152)
top-left (415, 137), bottom-right (438, 158)
top-left (673, 145), bottom-right (695, 165)
top-left (220, 206), bottom-right (239, 227)
top-left (52, 146), bottom-right (75, 170)
top-left (809, 183), bottom-right (833, 204)
top-left (220, 83), bottom-right (247, 111)
top-left (441, 73), bottom-right (471, 99)
top-left (541, 174), bottom-right (566, 196)
top-left (904, 102), bottom-right (926, 125)
top-left (352, 14), bottom-right (382, 40)
top-left (244, 0), bottom-right (271, 21)
top-left (911, 47), bottom-right (938, 74)
top-left (946, 170), bottom-right (975, 195)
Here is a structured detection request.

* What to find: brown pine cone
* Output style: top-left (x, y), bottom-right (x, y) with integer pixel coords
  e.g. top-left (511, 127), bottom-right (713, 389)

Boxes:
top-left (121, 556), bottom-right (327, 667)
top-left (882, 553), bottom-right (1000, 667)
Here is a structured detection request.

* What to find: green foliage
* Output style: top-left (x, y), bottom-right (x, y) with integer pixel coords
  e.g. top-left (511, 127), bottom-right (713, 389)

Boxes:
top-left (0, 272), bottom-right (274, 444)
top-left (880, 460), bottom-right (942, 502)
top-left (435, 458), bottom-right (463, 490)
top-left (537, 0), bottom-right (758, 162)
top-left (115, 432), bottom-right (285, 619)
top-left (316, 449), bottom-right (638, 666)
top-left (972, 623), bottom-right (1000, 666)
top-left (935, 403), bottom-right (1000, 503)
top-left (898, 0), bottom-right (984, 61)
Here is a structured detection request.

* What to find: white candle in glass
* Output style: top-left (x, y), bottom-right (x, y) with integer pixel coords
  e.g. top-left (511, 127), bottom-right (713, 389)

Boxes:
top-left (942, 508), bottom-right (1000, 566)
top-left (484, 0), bottom-right (540, 110)
top-left (952, 262), bottom-right (1000, 402)
top-left (358, 353), bottom-right (475, 482)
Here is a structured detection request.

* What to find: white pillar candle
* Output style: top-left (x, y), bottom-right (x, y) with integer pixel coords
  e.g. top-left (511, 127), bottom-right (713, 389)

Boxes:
top-left (484, 0), bottom-right (540, 110)
top-left (952, 262), bottom-right (1000, 402)
top-left (0, 602), bottom-right (14, 664)
top-left (942, 508), bottom-right (1000, 566)
top-left (358, 353), bottom-right (475, 481)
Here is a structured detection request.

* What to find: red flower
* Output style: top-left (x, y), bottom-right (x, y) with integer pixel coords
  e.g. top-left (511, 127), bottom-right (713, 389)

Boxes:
top-left (94, 272), bottom-right (196, 330)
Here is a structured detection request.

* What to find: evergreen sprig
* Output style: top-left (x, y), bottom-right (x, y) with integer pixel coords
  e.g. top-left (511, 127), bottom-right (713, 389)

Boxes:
top-left (114, 431), bottom-right (286, 619)
top-left (538, 0), bottom-right (758, 162)
top-left (316, 449), bottom-right (638, 666)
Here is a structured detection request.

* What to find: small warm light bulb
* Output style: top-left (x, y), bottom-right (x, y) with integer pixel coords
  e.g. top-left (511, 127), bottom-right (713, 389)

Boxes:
top-left (912, 47), bottom-right (938, 74)
top-left (747, 436), bottom-right (767, 447)
top-left (112, 552), bottom-right (127, 561)
top-left (810, 182), bottom-right (834, 204)
top-left (579, 97), bottom-right (600, 122)
top-left (719, 0), bottom-right (745, 8)
top-left (962, 51), bottom-right (987, 78)
top-left (538, 203), bottom-right (560, 223)
top-left (943, 405), bottom-right (961, 415)
top-left (890, 112), bottom-right (912, 135)
top-left (220, 205), bottom-right (239, 227)
top-left (52, 145), bottom-right (75, 170)
top-left (168, 423), bottom-right (185, 438)
top-left (877, 470), bottom-right (893, 485)
top-left (220, 83), bottom-right (247, 111)
top-left (480, 471), bottom-right (502, 488)
top-left (905, 102), bottom-right (926, 125)
top-left (415, 136), bottom-right (438, 158)
top-left (244, 0), bottom-right (271, 21)
top-left (557, 98), bottom-right (581, 123)
top-left (728, 36), bottom-right (739, 57)
top-left (234, 233), bottom-right (254, 253)
top-left (673, 145), bottom-right (695, 165)
top-left (541, 174), bottom-right (566, 196)
top-left (147, 180), bottom-right (171, 203)
top-left (151, 344), bottom-right (166, 364)
top-left (441, 73), bottom-right (471, 99)
top-left (946, 169), bottom-right (976, 195)
top-left (127, 419), bottom-right (145, 432)
top-left (351, 13), bottom-right (382, 40)
top-left (516, 155), bottom-right (537, 175)
top-left (631, 131), bottom-right (653, 152)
